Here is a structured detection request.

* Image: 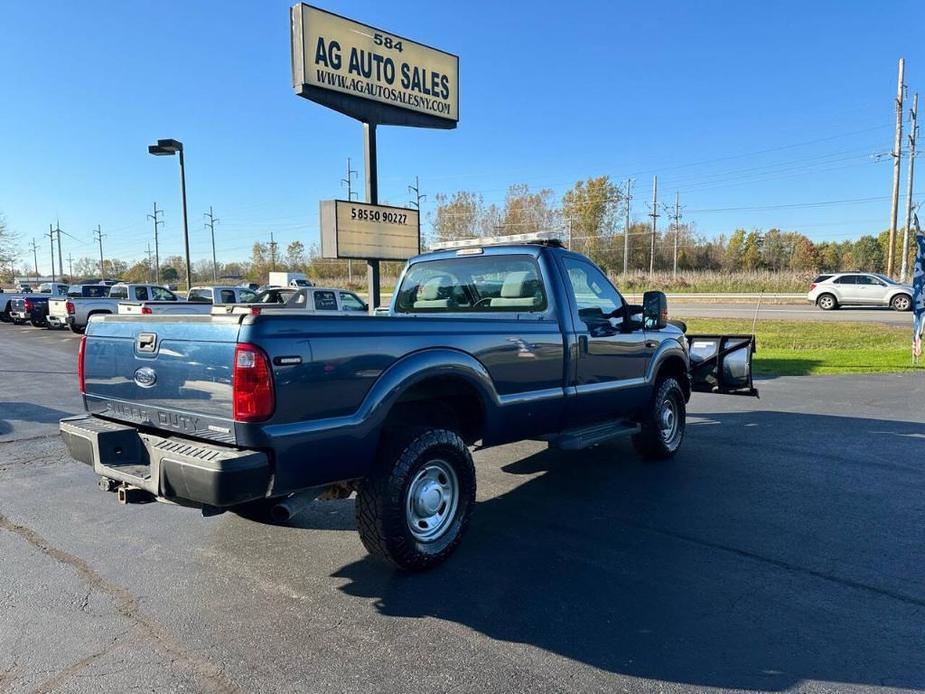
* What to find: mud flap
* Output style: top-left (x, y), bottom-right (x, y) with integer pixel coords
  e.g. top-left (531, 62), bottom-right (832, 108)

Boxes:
top-left (686, 334), bottom-right (758, 397)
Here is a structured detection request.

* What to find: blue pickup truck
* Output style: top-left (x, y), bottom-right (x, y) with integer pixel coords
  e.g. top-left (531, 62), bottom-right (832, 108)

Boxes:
top-left (59, 236), bottom-right (754, 570)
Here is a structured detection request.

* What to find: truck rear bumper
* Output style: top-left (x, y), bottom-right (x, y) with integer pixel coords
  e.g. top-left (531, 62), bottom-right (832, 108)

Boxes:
top-left (59, 414), bottom-right (271, 507)
top-left (47, 315), bottom-right (67, 327)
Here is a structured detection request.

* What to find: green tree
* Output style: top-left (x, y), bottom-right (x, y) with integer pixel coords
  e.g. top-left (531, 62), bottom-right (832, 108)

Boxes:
top-left (286, 240), bottom-right (305, 268)
top-left (499, 184), bottom-right (557, 234)
top-left (724, 229), bottom-right (746, 270)
top-left (741, 231), bottom-right (763, 270)
top-left (790, 237), bottom-right (818, 271)
top-left (561, 176), bottom-right (620, 269)
top-left (852, 235), bottom-right (884, 272)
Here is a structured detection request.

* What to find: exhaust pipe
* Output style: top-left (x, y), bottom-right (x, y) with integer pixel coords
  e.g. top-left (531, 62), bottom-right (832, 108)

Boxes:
top-left (270, 488), bottom-right (322, 523)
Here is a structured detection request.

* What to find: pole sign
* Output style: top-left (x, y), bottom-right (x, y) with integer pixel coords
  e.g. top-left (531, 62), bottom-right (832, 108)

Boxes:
top-left (320, 200), bottom-right (420, 261)
top-left (291, 4), bottom-right (458, 128)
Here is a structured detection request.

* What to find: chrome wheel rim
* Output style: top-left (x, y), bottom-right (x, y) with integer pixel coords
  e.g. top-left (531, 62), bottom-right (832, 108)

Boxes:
top-left (659, 394), bottom-right (680, 444)
top-left (895, 296), bottom-right (910, 310)
top-left (405, 460), bottom-right (459, 543)
top-left (819, 296), bottom-right (834, 309)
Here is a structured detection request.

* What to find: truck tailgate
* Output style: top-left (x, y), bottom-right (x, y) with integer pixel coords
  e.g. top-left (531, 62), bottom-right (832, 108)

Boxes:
top-left (82, 316), bottom-right (242, 443)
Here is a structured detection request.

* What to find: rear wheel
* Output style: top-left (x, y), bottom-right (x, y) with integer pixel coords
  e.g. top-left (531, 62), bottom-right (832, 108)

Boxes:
top-left (69, 324), bottom-right (85, 334)
top-left (633, 377), bottom-right (686, 461)
top-left (891, 294), bottom-right (912, 312)
top-left (816, 293), bottom-right (838, 310)
top-left (30, 318), bottom-right (47, 328)
top-left (356, 428), bottom-right (475, 571)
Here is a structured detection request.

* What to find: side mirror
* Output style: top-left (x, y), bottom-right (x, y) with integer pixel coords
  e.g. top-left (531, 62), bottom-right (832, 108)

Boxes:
top-left (643, 290), bottom-right (668, 330)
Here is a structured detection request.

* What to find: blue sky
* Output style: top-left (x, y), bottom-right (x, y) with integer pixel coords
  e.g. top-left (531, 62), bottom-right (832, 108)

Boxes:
top-left (1, 0), bottom-right (923, 273)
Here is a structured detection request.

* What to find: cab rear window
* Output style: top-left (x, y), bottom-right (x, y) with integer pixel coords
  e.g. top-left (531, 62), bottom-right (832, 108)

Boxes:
top-left (395, 255), bottom-right (547, 313)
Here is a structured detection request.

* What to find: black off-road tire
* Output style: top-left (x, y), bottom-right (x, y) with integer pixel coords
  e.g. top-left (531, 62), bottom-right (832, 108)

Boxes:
top-left (30, 318), bottom-right (47, 328)
top-left (816, 293), bottom-right (838, 311)
top-left (69, 324), bottom-right (85, 334)
top-left (632, 377), bottom-right (687, 461)
top-left (356, 428), bottom-right (475, 571)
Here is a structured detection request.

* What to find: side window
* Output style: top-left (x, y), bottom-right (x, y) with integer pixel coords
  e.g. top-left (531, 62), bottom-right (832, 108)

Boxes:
top-left (313, 290), bottom-right (338, 310)
top-left (562, 258), bottom-right (623, 320)
top-left (833, 275), bottom-right (857, 285)
top-left (134, 287), bottom-right (149, 301)
top-left (87, 286), bottom-right (108, 298)
top-left (238, 289), bottom-right (257, 303)
top-left (151, 287), bottom-right (176, 301)
top-left (339, 292), bottom-right (366, 312)
top-left (109, 286), bottom-right (127, 299)
top-left (858, 275), bottom-right (884, 286)
top-left (189, 289), bottom-right (212, 303)
top-left (220, 290), bottom-right (236, 303)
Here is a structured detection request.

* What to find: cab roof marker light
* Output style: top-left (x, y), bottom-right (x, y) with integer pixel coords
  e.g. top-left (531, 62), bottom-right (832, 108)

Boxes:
top-left (456, 248), bottom-right (483, 256)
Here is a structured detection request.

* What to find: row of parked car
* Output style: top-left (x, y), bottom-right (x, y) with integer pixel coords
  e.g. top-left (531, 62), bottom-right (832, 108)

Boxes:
top-left (0, 281), bottom-right (369, 332)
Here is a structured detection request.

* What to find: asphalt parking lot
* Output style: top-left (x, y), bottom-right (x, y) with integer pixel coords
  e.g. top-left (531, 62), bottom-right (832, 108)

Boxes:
top-left (0, 322), bottom-right (923, 693)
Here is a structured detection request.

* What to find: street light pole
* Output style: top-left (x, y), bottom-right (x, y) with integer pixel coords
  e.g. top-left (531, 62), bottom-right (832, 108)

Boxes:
top-left (178, 147), bottom-right (192, 291)
top-left (148, 138), bottom-right (192, 291)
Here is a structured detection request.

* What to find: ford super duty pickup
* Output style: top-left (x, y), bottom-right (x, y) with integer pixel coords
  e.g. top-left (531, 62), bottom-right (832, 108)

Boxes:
top-left (59, 236), bottom-right (755, 570)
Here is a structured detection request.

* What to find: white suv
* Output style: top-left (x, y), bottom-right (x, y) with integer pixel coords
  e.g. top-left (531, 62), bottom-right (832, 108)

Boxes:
top-left (808, 272), bottom-right (913, 311)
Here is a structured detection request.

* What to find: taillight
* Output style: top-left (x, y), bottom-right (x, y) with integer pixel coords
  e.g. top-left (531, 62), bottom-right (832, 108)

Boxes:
top-left (141, 306), bottom-right (153, 315)
top-left (66, 300), bottom-right (76, 315)
top-left (233, 343), bottom-right (274, 421)
top-left (77, 335), bottom-right (87, 393)
top-left (24, 298), bottom-right (33, 312)
top-left (809, 283), bottom-right (817, 290)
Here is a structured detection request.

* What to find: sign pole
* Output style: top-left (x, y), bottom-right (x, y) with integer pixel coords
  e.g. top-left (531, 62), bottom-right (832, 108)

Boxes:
top-left (364, 120), bottom-right (381, 311)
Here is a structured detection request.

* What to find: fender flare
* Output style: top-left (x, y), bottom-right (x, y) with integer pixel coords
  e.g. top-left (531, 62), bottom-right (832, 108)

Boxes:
top-left (645, 338), bottom-right (690, 385)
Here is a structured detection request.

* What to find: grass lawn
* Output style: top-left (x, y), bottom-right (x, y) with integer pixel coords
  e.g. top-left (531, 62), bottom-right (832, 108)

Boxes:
top-left (679, 318), bottom-right (918, 377)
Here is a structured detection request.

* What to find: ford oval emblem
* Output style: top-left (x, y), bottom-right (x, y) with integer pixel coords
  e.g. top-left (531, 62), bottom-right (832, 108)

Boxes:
top-left (133, 367), bottom-right (158, 388)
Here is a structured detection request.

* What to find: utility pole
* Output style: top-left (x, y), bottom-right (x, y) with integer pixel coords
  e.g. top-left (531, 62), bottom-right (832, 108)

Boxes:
top-left (145, 245), bottom-right (154, 283)
top-left (341, 157), bottom-right (358, 200)
top-left (46, 225), bottom-right (56, 282)
top-left (54, 219), bottom-right (64, 281)
top-left (269, 231), bottom-right (278, 272)
top-left (30, 238), bottom-right (39, 281)
top-left (623, 178), bottom-right (633, 274)
top-left (204, 206), bottom-right (219, 282)
top-left (341, 158), bottom-right (358, 281)
top-left (647, 176), bottom-right (659, 274)
top-left (92, 225), bottom-right (105, 279)
top-left (67, 253), bottom-right (74, 279)
top-left (409, 176), bottom-right (426, 255)
top-left (147, 202), bottom-right (163, 284)
top-left (900, 92), bottom-right (919, 282)
top-left (664, 192), bottom-right (684, 278)
top-left (888, 57), bottom-right (905, 277)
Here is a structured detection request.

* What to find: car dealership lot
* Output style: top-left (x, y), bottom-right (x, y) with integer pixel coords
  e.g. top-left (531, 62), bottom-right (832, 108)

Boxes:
top-left (0, 322), bottom-right (923, 693)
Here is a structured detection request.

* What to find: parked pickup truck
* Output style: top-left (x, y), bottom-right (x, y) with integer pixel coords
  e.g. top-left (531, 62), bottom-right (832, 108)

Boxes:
top-left (6, 283), bottom-right (70, 326)
top-left (64, 283), bottom-right (178, 333)
top-left (118, 286), bottom-right (259, 316)
top-left (211, 286), bottom-right (368, 316)
top-left (48, 284), bottom-right (112, 329)
top-left (60, 235), bottom-right (755, 570)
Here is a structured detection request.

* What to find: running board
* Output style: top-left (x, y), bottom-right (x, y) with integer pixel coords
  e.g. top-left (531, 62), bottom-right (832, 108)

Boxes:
top-left (551, 421), bottom-right (640, 451)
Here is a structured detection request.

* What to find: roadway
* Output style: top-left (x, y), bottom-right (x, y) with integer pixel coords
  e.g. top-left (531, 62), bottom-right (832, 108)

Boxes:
top-left (1, 322), bottom-right (923, 693)
top-left (672, 302), bottom-right (913, 325)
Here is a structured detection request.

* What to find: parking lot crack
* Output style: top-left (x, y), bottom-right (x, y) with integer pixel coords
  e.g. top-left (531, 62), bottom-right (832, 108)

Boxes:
top-left (0, 511), bottom-right (241, 693)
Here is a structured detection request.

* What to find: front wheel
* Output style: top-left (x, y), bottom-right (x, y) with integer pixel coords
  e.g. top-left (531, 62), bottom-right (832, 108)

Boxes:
top-left (633, 377), bottom-right (686, 461)
top-left (891, 294), bottom-right (912, 312)
top-left (356, 428), bottom-right (475, 571)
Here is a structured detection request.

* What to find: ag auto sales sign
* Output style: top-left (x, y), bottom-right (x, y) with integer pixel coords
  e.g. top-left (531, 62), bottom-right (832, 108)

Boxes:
top-left (291, 4), bottom-right (459, 126)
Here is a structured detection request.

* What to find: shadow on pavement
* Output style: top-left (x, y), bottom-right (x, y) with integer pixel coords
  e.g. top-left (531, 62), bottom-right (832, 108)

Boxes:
top-left (0, 402), bottom-right (73, 436)
top-left (333, 410), bottom-right (925, 691)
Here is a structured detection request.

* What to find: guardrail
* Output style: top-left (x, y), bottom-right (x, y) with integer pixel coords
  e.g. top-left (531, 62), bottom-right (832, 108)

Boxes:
top-left (623, 293), bottom-right (806, 302)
